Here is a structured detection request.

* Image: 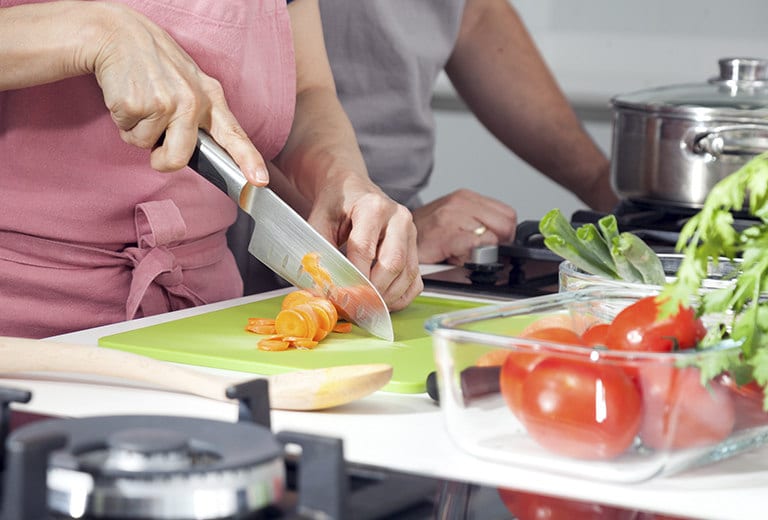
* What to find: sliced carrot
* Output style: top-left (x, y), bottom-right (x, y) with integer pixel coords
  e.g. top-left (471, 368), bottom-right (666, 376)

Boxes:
top-left (293, 303), bottom-right (328, 342)
top-left (280, 335), bottom-right (309, 342)
top-left (245, 324), bottom-right (278, 335)
top-left (247, 280), bottom-right (348, 351)
top-left (257, 338), bottom-right (290, 351)
top-left (306, 302), bottom-right (334, 335)
top-left (281, 289), bottom-right (315, 311)
top-left (275, 305), bottom-right (318, 342)
top-left (292, 339), bottom-right (319, 349)
top-left (332, 321), bottom-right (353, 334)
top-left (301, 252), bottom-right (333, 292)
top-left (307, 297), bottom-right (338, 329)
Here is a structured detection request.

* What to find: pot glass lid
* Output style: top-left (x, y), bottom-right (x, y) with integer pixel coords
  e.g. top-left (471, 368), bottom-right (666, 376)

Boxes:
top-left (612, 57), bottom-right (768, 117)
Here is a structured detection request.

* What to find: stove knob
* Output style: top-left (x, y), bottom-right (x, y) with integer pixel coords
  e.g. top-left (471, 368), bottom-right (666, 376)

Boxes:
top-left (464, 245), bottom-right (503, 285)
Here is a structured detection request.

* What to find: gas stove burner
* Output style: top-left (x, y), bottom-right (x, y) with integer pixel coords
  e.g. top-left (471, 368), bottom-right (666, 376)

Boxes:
top-left (0, 383), bottom-right (353, 520)
top-left (15, 415), bottom-right (284, 519)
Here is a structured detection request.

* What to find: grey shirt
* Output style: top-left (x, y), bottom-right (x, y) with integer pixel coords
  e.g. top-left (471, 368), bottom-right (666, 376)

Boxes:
top-left (319, 0), bottom-right (466, 209)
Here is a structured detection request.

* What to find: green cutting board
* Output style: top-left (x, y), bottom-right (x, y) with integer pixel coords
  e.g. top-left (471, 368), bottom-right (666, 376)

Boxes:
top-left (98, 295), bottom-right (484, 393)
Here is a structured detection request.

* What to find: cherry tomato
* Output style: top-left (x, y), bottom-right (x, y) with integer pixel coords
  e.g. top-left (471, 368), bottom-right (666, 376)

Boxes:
top-left (638, 365), bottom-right (735, 450)
top-left (582, 323), bottom-right (610, 347)
top-left (518, 356), bottom-right (642, 460)
top-left (497, 488), bottom-right (638, 520)
top-left (499, 327), bottom-right (585, 414)
top-left (604, 296), bottom-right (705, 353)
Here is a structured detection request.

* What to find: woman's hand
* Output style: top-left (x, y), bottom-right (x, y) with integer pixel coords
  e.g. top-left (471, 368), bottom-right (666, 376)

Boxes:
top-left (92, 3), bottom-right (268, 182)
top-left (413, 189), bottom-right (518, 265)
top-left (0, 1), bottom-right (268, 184)
top-left (308, 176), bottom-right (423, 312)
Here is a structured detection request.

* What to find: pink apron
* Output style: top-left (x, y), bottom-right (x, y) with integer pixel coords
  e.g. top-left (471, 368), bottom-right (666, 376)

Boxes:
top-left (0, 0), bottom-right (296, 338)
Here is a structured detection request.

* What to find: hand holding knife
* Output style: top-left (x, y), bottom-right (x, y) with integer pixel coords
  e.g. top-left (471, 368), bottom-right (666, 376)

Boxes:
top-left (188, 130), bottom-right (395, 341)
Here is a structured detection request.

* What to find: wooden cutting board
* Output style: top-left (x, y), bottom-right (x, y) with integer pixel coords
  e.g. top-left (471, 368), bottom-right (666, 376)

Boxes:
top-left (98, 295), bottom-right (483, 393)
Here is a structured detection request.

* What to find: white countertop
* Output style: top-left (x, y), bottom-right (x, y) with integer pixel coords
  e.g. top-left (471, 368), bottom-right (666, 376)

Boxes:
top-left (6, 285), bottom-right (768, 520)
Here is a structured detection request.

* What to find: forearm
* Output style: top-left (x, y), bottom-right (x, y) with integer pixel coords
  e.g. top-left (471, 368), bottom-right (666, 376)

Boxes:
top-left (446, 0), bottom-right (616, 211)
top-left (275, 0), bottom-right (371, 201)
top-left (0, 2), bottom-right (106, 90)
top-left (273, 86), bottom-right (370, 202)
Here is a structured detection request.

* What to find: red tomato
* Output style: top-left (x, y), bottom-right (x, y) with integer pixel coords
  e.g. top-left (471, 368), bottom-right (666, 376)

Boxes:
top-left (718, 373), bottom-right (768, 430)
top-left (638, 366), bottom-right (735, 450)
top-left (499, 327), bottom-right (586, 414)
top-left (497, 488), bottom-right (637, 520)
top-left (604, 296), bottom-right (706, 353)
top-left (582, 323), bottom-right (610, 347)
top-left (525, 327), bottom-right (587, 345)
top-left (518, 357), bottom-right (642, 460)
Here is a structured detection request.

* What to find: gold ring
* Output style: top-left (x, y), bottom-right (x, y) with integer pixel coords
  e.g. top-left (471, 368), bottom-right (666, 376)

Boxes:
top-left (473, 225), bottom-right (487, 236)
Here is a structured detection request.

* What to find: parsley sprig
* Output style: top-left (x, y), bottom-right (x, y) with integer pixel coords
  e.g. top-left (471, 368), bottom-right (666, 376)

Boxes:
top-left (660, 152), bottom-right (768, 406)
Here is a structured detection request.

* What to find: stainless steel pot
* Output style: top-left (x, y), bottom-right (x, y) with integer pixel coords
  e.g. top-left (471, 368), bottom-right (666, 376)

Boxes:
top-left (610, 57), bottom-right (768, 208)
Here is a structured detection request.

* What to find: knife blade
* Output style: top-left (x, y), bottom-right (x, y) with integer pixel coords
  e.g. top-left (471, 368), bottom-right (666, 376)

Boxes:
top-left (188, 130), bottom-right (394, 341)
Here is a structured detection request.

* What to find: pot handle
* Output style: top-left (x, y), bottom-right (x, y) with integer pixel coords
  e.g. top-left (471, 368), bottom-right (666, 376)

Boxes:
top-left (693, 124), bottom-right (768, 157)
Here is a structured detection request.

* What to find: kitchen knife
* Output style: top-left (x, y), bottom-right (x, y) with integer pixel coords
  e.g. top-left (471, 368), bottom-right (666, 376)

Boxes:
top-left (189, 130), bottom-right (394, 341)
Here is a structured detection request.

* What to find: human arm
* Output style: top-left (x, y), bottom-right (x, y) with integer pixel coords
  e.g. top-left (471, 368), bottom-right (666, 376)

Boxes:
top-left (0, 1), bottom-right (267, 182)
top-left (273, 0), bottom-right (422, 311)
top-left (444, 0), bottom-right (618, 212)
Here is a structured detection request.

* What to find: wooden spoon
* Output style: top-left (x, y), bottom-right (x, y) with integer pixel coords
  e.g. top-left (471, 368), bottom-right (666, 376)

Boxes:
top-left (0, 336), bottom-right (392, 411)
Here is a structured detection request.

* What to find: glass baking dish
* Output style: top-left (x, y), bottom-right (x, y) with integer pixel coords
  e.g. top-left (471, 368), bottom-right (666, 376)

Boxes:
top-left (425, 287), bottom-right (768, 483)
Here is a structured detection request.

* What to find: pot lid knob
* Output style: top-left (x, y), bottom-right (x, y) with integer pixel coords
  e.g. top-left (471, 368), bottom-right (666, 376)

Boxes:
top-left (712, 57), bottom-right (768, 84)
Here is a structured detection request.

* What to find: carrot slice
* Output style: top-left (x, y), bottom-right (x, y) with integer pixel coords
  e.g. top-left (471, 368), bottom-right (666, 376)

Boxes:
top-left (280, 335), bottom-right (309, 342)
top-left (332, 321), bottom-right (353, 334)
top-left (257, 338), bottom-right (290, 351)
top-left (292, 339), bottom-right (319, 349)
top-left (307, 297), bottom-right (338, 329)
top-left (306, 303), bottom-right (332, 334)
top-left (246, 284), bottom-right (347, 351)
top-left (281, 289), bottom-right (315, 311)
top-left (247, 324), bottom-right (277, 335)
top-left (275, 305), bottom-right (318, 341)
top-left (301, 252), bottom-right (333, 292)
top-left (293, 303), bottom-right (327, 342)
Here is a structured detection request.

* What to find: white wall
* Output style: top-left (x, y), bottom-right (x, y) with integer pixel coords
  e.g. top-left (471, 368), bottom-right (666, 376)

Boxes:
top-left (423, 0), bottom-right (768, 223)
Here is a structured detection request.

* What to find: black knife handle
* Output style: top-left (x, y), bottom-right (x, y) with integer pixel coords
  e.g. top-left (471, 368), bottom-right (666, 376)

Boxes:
top-left (189, 139), bottom-right (230, 195)
top-left (426, 365), bottom-right (501, 404)
top-left (186, 130), bottom-right (248, 204)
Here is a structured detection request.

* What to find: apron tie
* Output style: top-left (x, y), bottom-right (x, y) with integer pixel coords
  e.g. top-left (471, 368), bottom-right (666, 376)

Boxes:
top-left (123, 200), bottom-right (213, 319)
top-left (0, 199), bottom-right (231, 324)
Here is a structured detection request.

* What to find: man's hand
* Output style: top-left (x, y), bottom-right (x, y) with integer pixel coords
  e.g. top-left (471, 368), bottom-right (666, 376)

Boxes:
top-left (412, 189), bottom-right (517, 265)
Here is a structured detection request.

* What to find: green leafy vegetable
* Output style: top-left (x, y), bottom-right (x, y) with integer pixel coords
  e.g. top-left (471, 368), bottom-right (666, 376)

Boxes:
top-left (540, 209), bottom-right (617, 278)
top-left (613, 232), bottom-right (667, 285)
top-left (539, 208), bottom-right (665, 285)
top-left (659, 152), bottom-right (768, 409)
